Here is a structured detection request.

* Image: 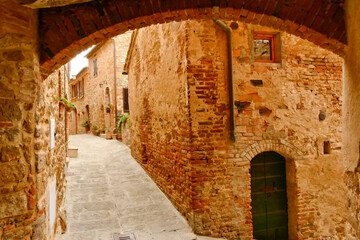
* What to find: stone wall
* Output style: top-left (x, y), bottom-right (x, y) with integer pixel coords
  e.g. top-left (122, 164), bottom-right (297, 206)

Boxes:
top-left (33, 66), bottom-right (68, 239)
top-left (128, 21), bottom-right (192, 218)
top-left (68, 32), bottom-right (131, 134)
top-left (0, 1), bottom-right (68, 239)
top-left (128, 20), bottom-right (344, 239)
top-left (83, 32), bottom-right (131, 129)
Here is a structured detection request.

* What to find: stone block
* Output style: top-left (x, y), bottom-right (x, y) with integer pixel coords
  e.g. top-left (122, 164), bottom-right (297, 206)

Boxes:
top-left (0, 162), bottom-right (27, 186)
top-left (0, 99), bottom-right (22, 122)
top-left (35, 153), bottom-right (47, 172)
top-left (0, 192), bottom-right (27, 218)
top-left (68, 147), bottom-right (78, 158)
top-left (0, 82), bottom-right (14, 99)
top-left (0, 146), bottom-right (21, 162)
top-left (2, 50), bottom-right (25, 61)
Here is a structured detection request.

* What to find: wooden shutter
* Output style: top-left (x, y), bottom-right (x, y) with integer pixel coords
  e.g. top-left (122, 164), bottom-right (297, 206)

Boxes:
top-left (123, 88), bottom-right (129, 113)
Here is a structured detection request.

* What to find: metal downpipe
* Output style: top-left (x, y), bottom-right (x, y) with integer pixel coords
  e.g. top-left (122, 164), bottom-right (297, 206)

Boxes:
top-left (214, 19), bottom-right (235, 142)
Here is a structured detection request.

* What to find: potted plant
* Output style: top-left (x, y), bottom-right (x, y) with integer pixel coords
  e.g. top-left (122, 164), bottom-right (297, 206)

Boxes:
top-left (116, 120), bottom-right (122, 141)
top-left (105, 128), bottom-right (113, 140)
top-left (99, 127), bottom-right (105, 134)
top-left (91, 125), bottom-right (98, 135)
top-left (82, 121), bottom-right (90, 132)
top-left (59, 97), bottom-right (75, 112)
top-left (116, 114), bottom-right (130, 141)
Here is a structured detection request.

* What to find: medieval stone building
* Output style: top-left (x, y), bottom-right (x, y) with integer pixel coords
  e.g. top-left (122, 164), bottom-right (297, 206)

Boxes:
top-left (68, 33), bottom-right (131, 135)
top-left (125, 20), bottom-right (344, 239)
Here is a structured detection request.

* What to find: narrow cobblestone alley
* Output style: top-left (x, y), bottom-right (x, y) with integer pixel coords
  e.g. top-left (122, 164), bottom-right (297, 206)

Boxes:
top-left (61, 135), bottom-right (222, 240)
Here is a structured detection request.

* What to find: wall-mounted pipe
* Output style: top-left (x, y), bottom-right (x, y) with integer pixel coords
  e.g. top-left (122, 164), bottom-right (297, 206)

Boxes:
top-left (214, 19), bottom-right (235, 142)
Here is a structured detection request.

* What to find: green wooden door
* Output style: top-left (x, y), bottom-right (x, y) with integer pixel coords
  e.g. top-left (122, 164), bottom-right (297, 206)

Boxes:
top-left (251, 151), bottom-right (288, 240)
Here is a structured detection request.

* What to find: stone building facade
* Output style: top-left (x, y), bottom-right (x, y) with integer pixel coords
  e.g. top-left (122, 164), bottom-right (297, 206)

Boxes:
top-left (126, 20), bottom-right (344, 239)
top-left (68, 33), bottom-right (132, 135)
top-left (68, 67), bottom-right (89, 135)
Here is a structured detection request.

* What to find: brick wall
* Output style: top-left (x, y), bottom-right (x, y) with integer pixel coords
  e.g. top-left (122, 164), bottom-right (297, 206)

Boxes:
top-left (128, 21), bottom-right (193, 219)
top-left (128, 20), bottom-right (344, 239)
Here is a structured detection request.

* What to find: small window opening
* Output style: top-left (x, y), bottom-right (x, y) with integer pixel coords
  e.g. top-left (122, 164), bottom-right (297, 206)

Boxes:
top-left (324, 141), bottom-right (331, 154)
top-left (253, 34), bottom-right (275, 63)
top-left (251, 80), bottom-right (263, 86)
top-left (93, 58), bottom-right (97, 77)
top-left (123, 88), bottom-right (129, 113)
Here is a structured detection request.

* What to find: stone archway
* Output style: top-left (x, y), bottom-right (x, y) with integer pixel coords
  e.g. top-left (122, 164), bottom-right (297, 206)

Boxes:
top-left (38, 0), bottom-right (347, 77)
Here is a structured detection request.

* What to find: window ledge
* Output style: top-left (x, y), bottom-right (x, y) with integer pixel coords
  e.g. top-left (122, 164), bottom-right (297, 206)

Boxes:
top-left (253, 62), bottom-right (282, 67)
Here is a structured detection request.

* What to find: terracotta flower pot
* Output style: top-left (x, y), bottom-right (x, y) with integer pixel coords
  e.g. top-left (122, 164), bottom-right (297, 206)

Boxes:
top-left (85, 126), bottom-right (90, 132)
top-left (106, 132), bottom-right (112, 140)
top-left (99, 130), bottom-right (105, 134)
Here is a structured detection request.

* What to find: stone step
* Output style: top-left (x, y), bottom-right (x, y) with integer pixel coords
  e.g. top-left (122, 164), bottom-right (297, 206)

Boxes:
top-left (67, 146), bottom-right (78, 158)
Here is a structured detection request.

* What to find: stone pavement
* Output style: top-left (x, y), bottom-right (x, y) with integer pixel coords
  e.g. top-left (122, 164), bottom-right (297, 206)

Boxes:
top-left (60, 134), bottom-right (223, 240)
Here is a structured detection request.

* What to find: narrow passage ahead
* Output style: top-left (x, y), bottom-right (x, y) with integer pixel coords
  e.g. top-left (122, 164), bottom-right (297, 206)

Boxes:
top-left (61, 134), bottom-right (221, 240)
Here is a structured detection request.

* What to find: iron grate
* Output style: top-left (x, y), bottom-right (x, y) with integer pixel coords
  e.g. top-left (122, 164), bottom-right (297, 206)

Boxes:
top-left (112, 233), bottom-right (137, 240)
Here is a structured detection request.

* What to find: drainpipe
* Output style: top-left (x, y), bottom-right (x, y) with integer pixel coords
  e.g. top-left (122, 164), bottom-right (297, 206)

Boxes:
top-left (113, 39), bottom-right (118, 129)
top-left (214, 19), bottom-right (235, 142)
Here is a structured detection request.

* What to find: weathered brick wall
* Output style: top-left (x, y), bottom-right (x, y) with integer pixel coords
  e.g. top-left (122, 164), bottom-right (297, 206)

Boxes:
top-left (128, 21), bottom-right (192, 218)
top-left (129, 20), bottom-right (344, 239)
top-left (186, 20), bottom-right (344, 239)
top-left (0, 1), bottom-right (68, 239)
top-left (69, 32), bottom-right (131, 134)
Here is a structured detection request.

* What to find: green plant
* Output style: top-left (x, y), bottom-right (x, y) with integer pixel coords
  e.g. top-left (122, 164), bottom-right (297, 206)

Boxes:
top-left (91, 125), bottom-right (98, 131)
top-left (59, 97), bottom-right (75, 110)
top-left (117, 114), bottom-right (130, 133)
top-left (105, 127), bottom-right (112, 132)
top-left (81, 121), bottom-right (90, 127)
top-left (107, 103), bottom-right (112, 107)
top-left (101, 104), bottom-right (104, 109)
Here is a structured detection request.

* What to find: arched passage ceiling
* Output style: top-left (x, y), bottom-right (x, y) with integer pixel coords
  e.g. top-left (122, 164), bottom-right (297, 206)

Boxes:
top-left (38, 0), bottom-right (346, 77)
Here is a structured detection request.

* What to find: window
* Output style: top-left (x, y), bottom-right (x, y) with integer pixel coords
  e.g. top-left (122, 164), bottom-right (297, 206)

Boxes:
top-left (123, 88), bottom-right (129, 113)
top-left (77, 81), bottom-right (80, 98)
top-left (253, 33), bottom-right (275, 63)
top-left (93, 58), bottom-right (97, 77)
top-left (81, 78), bottom-right (84, 97)
top-left (71, 84), bottom-right (77, 99)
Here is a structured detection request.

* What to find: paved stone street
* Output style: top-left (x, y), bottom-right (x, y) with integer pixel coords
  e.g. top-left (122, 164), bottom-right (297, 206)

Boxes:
top-left (60, 134), bottom-right (222, 240)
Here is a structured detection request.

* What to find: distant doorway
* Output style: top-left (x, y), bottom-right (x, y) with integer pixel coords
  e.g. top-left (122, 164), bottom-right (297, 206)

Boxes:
top-left (250, 151), bottom-right (288, 240)
top-left (105, 87), bottom-right (111, 127)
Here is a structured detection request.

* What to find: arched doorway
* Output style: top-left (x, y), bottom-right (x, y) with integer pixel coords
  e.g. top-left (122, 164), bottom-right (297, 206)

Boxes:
top-left (251, 151), bottom-right (288, 240)
top-left (105, 87), bottom-right (111, 128)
